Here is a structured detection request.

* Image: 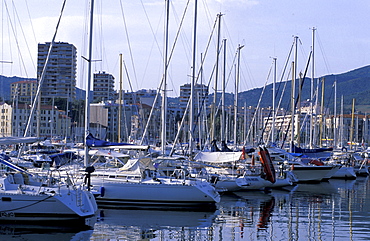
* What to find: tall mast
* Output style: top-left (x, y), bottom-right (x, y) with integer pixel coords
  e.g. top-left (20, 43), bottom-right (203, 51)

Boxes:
top-left (221, 39), bottom-right (226, 143)
top-left (161, 0), bottom-right (170, 156)
top-left (189, 0), bottom-right (198, 156)
top-left (319, 78), bottom-right (325, 147)
top-left (272, 57), bottom-right (277, 144)
top-left (290, 36), bottom-right (298, 150)
top-left (118, 53), bottom-right (123, 142)
top-left (290, 61), bottom-right (295, 149)
top-left (333, 79), bottom-right (337, 148)
top-left (234, 45), bottom-right (243, 149)
top-left (84, 0), bottom-right (94, 167)
top-left (310, 27), bottom-right (316, 148)
top-left (340, 95), bottom-right (344, 147)
top-left (350, 98), bottom-right (355, 150)
top-left (211, 13), bottom-right (222, 142)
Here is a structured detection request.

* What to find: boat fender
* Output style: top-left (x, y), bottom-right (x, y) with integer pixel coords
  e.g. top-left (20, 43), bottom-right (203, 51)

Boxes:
top-left (258, 146), bottom-right (276, 183)
top-left (309, 159), bottom-right (324, 166)
top-left (100, 186), bottom-right (105, 197)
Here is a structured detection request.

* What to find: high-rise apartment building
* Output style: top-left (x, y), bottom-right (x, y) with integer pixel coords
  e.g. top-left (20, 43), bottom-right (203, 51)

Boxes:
top-left (179, 83), bottom-right (209, 112)
top-left (93, 71), bottom-right (116, 102)
top-left (37, 42), bottom-right (77, 103)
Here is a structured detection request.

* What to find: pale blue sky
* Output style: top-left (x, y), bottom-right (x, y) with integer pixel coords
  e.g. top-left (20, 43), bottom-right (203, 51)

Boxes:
top-left (1, 0), bottom-right (369, 97)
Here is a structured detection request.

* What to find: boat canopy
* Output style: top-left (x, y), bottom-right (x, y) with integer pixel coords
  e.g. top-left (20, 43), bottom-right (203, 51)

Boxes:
top-left (86, 134), bottom-right (149, 151)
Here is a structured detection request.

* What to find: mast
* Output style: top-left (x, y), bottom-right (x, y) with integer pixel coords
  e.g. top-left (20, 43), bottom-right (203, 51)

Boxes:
top-left (350, 98), bottom-right (355, 150)
top-left (189, 0), bottom-right (198, 156)
top-left (234, 45), bottom-right (243, 149)
top-left (319, 78), bottom-right (324, 147)
top-left (290, 61), bottom-right (295, 149)
top-left (118, 53), bottom-right (123, 142)
top-left (340, 95), bottom-right (344, 147)
top-left (211, 13), bottom-right (222, 142)
top-left (310, 27), bottom-right (316, 148)
top-left (221, 39), bottom-right (226, 144)
top-left (272, 57), bottom-right (277, 144)
top-left (334, 79), bottom-right (337, 148)
top-left (290, 36), bottom-right (298, 151)
top-left (84, 0), bottom-right (94, 167)
top-left (161, 0), bottom-right (170, 156)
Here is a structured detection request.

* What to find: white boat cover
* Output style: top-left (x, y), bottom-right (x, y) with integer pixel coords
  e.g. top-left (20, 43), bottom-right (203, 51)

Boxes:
top-left (194, 151), bottom-right (242, 163)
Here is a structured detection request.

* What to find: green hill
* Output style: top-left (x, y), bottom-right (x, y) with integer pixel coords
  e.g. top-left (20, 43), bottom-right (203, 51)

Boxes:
top-left (236, 65), bottom-right (370, 114)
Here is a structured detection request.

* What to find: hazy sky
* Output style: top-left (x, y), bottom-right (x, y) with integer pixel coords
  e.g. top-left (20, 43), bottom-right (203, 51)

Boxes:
top-left (1, 0), bottom-right (369, 97)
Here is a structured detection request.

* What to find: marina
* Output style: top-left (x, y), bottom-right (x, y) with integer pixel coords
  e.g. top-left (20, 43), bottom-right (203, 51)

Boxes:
top-left (0, 176), bottom-right (368, 240)
top-left (1, 1), bottom-right (370, 240)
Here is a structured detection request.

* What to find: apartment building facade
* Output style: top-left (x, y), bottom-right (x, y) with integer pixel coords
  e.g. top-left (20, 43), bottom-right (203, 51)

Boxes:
top-left (93, 71), bottom-right (116, 103)
top-left (37, 42), bottom-right (77, 103)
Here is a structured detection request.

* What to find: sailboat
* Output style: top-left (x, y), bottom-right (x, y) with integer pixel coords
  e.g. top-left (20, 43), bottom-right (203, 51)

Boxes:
top-left (0, 152), bottom-right (97, 227)
top-left (0, 1), bottom-right (98, 227)
top-left (83, 0), bottom-right (220, 208)
top-left (89, 155), bottom-right (220, 209)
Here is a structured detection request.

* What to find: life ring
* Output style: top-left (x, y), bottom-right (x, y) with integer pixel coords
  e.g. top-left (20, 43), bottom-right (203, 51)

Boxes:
top-left (258, 146), bottom-right (276, 183)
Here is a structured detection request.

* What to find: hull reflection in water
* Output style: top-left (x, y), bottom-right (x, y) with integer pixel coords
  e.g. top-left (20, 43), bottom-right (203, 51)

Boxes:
top-left (0, 224), bottom-right (93, 240)
top-left (7, 177), bottom-right (370, 240)
top-left (92, 208), bottom-right (217, 240)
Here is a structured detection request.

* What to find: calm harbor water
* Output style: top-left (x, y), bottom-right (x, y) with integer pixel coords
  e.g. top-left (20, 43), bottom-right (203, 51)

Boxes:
top-left (1, 176), bottom-right (369, 241)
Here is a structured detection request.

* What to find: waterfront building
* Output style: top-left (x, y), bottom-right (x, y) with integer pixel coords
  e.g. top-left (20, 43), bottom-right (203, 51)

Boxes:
top-left (179, 83), bottom-right (209, 113)
top-left (10, 80), bottom-right (38, 103)
top-left (37, 42), bottom-right (77, 103)
top-left (0, 102), bottom-right (71, 138)
top-left (93, 71), bottom-right (117, 103)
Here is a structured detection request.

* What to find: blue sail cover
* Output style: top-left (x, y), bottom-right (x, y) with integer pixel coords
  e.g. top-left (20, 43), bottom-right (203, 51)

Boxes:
top-left (290, 141), bottom-right (333, 153)
top-left (0, 153), bottom-right (30, 174)
top-left (85, 133), bottom-right (134, 147)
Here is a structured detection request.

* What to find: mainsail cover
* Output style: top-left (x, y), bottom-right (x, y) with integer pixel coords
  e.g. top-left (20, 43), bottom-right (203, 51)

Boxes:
top-left (0, 136), bottom-right (46, 145)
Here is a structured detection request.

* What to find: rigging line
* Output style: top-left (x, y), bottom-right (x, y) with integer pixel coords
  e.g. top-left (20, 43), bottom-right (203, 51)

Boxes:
top-left (200, 0), bottom-right (215, 31)
top-left (243, 62), bottom-right (273, 146)
top-left (3, 1), bottom-right (30, 76)
top-left (166, 0), bottom-right (191, 97)
top-left (239, 46), bottom-right (258, 91)
top-left (139, 1), bottom-right (192, 144)
top-left (96, 0), bottom-right (104, 71)
top-left (171, 25), bottom-right (219, 153)
top-left (122, 56), bottom-right (142, 134)
top-left (280, 51), bottom-right (312, 149)
top-left (119, 0), bottom-right (139, 89)
top-left (316, 31), bottom-right (332, 74)
top-left (270, 41), bottom-right (295, 143)
top-left (23, 0), bottom-right (67, 139)
top-left (139, 0), bottom-right (164, 88)
top-left (149, 11), bottom-right (218, 147)
top-left (23, 0), bottom-right (38, 46)
top-left (224, 45), bottom-right (240, 91)
top-left (10, 0), bottom-right (36, 73)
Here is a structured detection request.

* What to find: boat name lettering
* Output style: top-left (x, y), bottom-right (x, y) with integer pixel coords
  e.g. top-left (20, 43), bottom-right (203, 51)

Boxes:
top-left (245, 178), bottom-right (259, 181)
top-left (0, 212), bottom-right (15, 217)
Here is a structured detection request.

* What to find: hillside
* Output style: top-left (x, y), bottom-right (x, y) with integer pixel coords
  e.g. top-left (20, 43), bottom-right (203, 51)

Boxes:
top-left (2, 65), bottom-right (370, 114)
top-left (236, 65), bottom-right (370, 113)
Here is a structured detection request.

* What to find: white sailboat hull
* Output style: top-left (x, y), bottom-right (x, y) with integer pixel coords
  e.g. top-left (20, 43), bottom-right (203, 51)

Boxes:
top-left (91, 176), bottom-right (220, 208)
top-left (0, 176), bottom-right (97, 226)
top-left (291, 165), bottom-right (335, 182)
